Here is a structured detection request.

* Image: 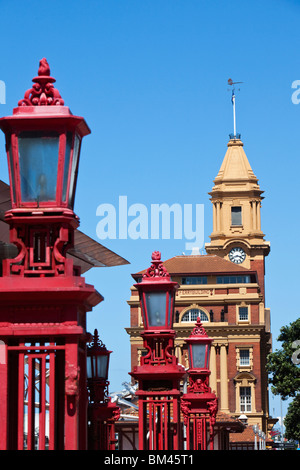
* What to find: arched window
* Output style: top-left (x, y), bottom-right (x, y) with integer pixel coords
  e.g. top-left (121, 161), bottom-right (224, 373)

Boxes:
top-left (181, 308), bottom-right (209, 323)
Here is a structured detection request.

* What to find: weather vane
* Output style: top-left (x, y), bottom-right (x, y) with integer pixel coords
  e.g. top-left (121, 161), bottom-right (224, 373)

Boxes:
top-left (227, 78), bottom-right (243, 138)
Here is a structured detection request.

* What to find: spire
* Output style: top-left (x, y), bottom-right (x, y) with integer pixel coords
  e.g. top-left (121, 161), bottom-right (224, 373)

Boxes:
top-left (213, 138), bottom-right (260, 190)
top-left (205, 135), bottom-right (269, 263)
top-left (211, 80), bottom-right (259, 190)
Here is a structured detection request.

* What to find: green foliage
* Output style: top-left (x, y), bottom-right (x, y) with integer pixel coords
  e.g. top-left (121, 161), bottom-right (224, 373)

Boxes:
top-left (266, 318), bottom-right (300, 399)
top-left (267, 318), bottom-right (300, 441)
top-left (284, 396), bottom-right (300, 442)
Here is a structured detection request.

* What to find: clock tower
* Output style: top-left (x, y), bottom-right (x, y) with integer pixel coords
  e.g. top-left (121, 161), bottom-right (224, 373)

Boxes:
top-left (205, 135), bottom-right (270, 297)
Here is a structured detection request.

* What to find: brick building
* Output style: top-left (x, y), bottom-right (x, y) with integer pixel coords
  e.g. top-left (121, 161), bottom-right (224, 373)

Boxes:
top-left (127, 135), bottom-right (276, 438)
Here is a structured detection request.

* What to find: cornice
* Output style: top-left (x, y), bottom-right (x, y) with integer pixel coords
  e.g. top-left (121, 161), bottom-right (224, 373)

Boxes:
top-left (174, 324), bottom-right (266, 336)
top-left (209, 188), bottom-right (263, 199)
top-left (125, 326), bottom-right (143, 338)
top-left (125, 323), bottom-right (268, 341)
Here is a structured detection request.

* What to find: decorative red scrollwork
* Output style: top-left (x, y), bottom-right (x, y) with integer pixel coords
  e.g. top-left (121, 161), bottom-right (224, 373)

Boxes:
top-left (143, 251), bottom-right (169, 278)
top-left (88, 328), bottom-right (107, 350)
top-left (3, 223), bottom-right (74, 277)
top-left (65, 363), bottom-right (80, 396)
top-left (112, 407), bottom-right (121, 422)
top-left (190, 316), bottom-right (209, 338)
top-left (207, 398), bottom-right (218, 425)
top-left (208, 397), bottom-right (218, 437)
top-left (188, 374), bottom-right (211, 394)
top-left (18, 58), bottom-right (64, 107)
top-left (180, 399), bottom-right (191, 426)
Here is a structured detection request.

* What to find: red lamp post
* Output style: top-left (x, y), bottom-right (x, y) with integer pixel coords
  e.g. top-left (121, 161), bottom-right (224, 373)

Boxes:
top-left (86, 329), bottom-right (120, 450)
top-left (181, 318), bottom-right (218, 450)
top-left (130, 251), bottom-right (186, 450)
top-left (0, 59), bottom-right (103, 450)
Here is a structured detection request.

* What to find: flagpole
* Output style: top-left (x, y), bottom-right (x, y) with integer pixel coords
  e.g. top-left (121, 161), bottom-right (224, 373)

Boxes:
top-left (228, 79), bottom-right (243, 139)
top-left (232, 89), bottom-right (236, 137)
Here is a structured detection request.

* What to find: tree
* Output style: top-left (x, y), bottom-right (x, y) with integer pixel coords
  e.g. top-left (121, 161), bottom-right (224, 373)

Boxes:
top-left (266, 318), bottom-right (300, 399)
top-left (266, 318), bottom-right (300, 441)
top-left (284, 396), bottom-right (300, 442)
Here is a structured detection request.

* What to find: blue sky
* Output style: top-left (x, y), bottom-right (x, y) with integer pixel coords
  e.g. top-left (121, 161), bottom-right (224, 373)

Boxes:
top-left (0, 0), bottom-right (299, 423)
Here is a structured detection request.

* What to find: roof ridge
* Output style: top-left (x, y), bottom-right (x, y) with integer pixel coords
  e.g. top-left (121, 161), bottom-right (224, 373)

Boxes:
top-left (133, 253), bottom-right (252, 276)
top-left (168, 254), bottom-right (218, 259)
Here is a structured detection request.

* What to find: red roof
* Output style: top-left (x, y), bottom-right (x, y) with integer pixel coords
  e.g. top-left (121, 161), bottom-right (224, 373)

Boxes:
top-left (229, 425), bottom-right (256, 443)
top-left (133, 254), bottom-right (254, 278)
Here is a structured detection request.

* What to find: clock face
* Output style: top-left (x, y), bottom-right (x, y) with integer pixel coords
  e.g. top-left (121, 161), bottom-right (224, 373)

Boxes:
top-left (229, 247), bottom-right (246, 264)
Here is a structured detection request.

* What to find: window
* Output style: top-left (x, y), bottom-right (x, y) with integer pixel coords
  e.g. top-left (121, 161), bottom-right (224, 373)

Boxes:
top-left (240, 386), bottom-right (251, 412)
top-left (217, 275), bottom-right (250, 284)
top-left (240, 349), bottom-right (250, 366)
top-left (231, 206), bottom-right (242, 226)
top-left (182, 276), bottom-right (207, 285)
top-left (239, 307), bottom-right (249, 321)
top-left (181, 308), bottom-right (209, 322)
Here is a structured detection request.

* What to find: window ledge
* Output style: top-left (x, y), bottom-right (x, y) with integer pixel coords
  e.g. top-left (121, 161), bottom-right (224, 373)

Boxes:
top-left (238, 365), bottom-right (252, 372)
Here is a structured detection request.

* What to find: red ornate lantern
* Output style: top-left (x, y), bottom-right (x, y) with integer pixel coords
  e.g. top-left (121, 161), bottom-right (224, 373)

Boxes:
top-left (181, 317), bottom-right (218, 450)
top-left (134, 251), bottom-right (178, 331)
top-left (86, 330), bottom-right (120, 450)
top-left (186, 317), bottom-right (212, 372)
top-left (0, 58), bottom-right (90, 215)
top-left (87, 329), bottom-right (111, 403)
top-left (0, 59), bottom-right (92, 278)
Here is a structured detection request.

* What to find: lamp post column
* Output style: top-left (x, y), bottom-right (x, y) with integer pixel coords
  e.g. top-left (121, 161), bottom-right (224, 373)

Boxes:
top-left (0, 59), bottom-right (103, 450)
top-left (65, 341), bottom-right (80, 450)
top-left (0, 340), bottom-right (8, 449)
top-left (253, 424), bottom-right (258, 450)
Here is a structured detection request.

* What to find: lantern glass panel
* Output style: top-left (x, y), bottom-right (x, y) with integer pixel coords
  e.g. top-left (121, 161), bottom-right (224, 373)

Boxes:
top-left (167, 292), bottom-right (174, 327)
top-left (86, 355), bottom-right (93, 379)
top-left (145, 291), bottom-right (167, 327)
top-left (68, 134), bottom-right (81, 207)
top-left (18, 131), bottom-right (59, 203)
top-left (97, 354), bottom-right (108, 380)
top-left (87, 353), bottom-right (108, 380)
top-left (191, 343), bottom-right (207, 369)
top-left (8, 137), bottom-right (16, 203)
top-left (62, 132), bottom-right (73, 202)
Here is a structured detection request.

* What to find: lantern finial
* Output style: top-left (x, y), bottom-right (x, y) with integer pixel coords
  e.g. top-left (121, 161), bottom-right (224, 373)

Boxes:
top-left (191, 317), bottom-right (209, 338)
top-left (143, 251), bottom-right (170, 279)
top-left (18, 58), bottom-right (64, 107)
top-left (38, 57), bottom-right (51, 76)
top-left (152, 251), bottom-right (161, 261)
top-left (89, 329), bottom-right (106, 349)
